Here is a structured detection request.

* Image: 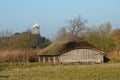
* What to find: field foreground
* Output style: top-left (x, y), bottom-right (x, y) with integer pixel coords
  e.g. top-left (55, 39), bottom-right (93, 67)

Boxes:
top-left (0, 63), bottom-right (120, 80)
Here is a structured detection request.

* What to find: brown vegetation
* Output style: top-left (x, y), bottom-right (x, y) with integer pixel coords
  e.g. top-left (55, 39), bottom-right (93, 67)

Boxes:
top-left (112, 29), bottom-right (120, 50)
top-left (0, 49), bottom-right (42, 62)
top-left (106, 50), bottom-right (120, 62)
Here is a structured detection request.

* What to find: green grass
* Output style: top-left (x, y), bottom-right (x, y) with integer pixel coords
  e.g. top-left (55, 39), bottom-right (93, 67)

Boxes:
top-left (0, 63), bottom-right (120, 80)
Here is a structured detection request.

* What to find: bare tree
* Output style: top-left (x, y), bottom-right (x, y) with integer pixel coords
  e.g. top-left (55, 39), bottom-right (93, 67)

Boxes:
top-left (68, 16), bottom-right (87, 36)
top-left (55, 16), bottom-right (87, 41)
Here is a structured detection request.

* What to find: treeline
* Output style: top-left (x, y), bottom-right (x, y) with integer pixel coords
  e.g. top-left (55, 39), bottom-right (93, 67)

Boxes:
top-left (83, 22), bottom-right (116, 53)
top-left (55, 16), bottom-right (120, 54)
top-left (0, 31), bottom-right (50, 49)
top-left (84, 24), bottom-right (120, 54)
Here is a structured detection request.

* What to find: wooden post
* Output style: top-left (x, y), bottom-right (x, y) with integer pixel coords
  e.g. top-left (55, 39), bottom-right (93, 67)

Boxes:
top-left (43, 57), bottom-right (45, 63)
top-left (48, 57), bottom-right (51, 63)
top-left (101, 55), bottom-right (104, 63)
top-left (53, 57), bottom-right (56, 63)
top-left (38, 56), bottom-right (40, 62)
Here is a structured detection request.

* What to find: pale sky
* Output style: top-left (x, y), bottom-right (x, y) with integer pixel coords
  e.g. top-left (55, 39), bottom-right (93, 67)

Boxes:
top-left (0, 0), bottom-right (120, 39)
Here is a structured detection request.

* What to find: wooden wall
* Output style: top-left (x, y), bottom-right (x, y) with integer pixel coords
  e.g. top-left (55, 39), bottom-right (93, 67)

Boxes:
top-left (59, 49), bottom-right (103, 63)
top-left (38, 49), bottom-right (104, 63)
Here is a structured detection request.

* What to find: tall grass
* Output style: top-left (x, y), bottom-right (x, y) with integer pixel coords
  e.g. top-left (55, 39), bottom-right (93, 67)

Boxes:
top-left (0, 49), bottom-right (41, 62)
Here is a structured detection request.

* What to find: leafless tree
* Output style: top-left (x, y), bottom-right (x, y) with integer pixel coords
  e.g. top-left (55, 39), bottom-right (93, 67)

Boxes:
top-left (68, 16), bottom-right (87, 36)
top-left (55, 16), bottom-right (87, 41)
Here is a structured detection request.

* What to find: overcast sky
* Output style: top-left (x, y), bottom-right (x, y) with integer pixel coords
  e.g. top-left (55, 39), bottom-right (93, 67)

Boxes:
top-left (0, 0), bottom-right (120, 39)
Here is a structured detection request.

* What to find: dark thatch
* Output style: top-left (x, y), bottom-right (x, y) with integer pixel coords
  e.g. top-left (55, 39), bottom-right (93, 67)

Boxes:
top-left (37, 40), bottom-right (104, 56)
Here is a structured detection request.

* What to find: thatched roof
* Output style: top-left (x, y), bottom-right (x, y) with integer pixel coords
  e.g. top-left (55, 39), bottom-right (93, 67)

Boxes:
top-left (37, 40), bottom-right (104, 56)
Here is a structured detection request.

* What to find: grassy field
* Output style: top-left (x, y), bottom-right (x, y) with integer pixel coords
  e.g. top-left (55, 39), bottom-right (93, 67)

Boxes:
top-left (0, 63), bottom-right (120, 80)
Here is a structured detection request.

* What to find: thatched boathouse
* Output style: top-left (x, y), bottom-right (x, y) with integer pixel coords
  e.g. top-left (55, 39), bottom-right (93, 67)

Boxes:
top-left (37, 41), bottom-right (104, 63)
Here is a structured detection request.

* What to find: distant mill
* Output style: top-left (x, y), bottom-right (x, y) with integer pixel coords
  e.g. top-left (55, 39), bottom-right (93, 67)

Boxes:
top-left (32, 23), bottom-right (40, 35)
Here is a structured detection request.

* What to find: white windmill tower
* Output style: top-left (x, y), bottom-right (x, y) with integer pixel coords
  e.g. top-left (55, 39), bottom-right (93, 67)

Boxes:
top-left (32, 23), bottom-right (40, 35)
